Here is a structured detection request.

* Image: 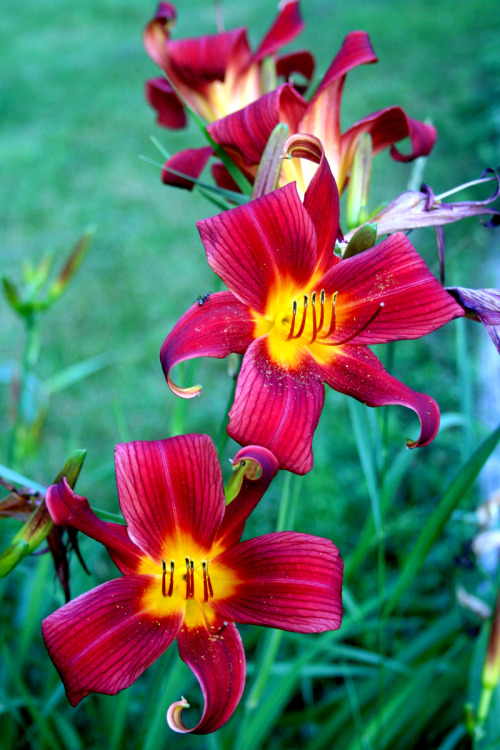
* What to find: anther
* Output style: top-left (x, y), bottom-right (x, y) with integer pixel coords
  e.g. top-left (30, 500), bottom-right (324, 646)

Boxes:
top-left (162, 559), bottom-right (167, 597)
top-left (185, 556), bottom-right (194, 599)
top-left (168, 560), bottom-right (174, 597)
top-left (317, 289), bottom-right (326, 333)
top-left (310, 291), bottom-right (318, 343)
top-left (202, 560), bottom-right (214, 602)
top-left (286, 299), bottom-right (298, 340)
top-left (293, 294), bottom-right (308, 339)
top-left (319, 291), bottom-right (338, 339)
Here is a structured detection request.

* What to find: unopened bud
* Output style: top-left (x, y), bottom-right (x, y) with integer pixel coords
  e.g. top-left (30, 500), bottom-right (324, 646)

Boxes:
top-left (47, 230), bottom-right (93, 304)
top-left (343, 222), bottom-right (377, 259)
top-left (252, 123), bottom-right (289, 199)
top-left (346, 133), bottom-right (373, 230)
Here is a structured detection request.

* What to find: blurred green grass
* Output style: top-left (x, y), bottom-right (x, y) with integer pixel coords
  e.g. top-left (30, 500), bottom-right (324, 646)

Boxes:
top-left (1, 1), bottom-right (500, 748)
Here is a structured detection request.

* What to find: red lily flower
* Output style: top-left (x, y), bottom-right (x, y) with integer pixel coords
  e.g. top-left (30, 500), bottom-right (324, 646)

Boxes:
top-left (162, 30), bottom-right (436, 193)
top-left (160, 146), bottom-right (464, 474)
top-left (144, 1), bottom-right (313, 130)
top-left (42, 435), bottom-right (343, 734)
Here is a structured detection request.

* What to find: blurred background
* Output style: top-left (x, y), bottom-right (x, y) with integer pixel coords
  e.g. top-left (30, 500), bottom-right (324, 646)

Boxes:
top-left (1, 1), bottom-right (500, 748)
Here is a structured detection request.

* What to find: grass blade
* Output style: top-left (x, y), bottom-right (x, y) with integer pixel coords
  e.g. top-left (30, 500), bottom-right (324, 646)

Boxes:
top-left (384, 423), bottom-right (500, 615)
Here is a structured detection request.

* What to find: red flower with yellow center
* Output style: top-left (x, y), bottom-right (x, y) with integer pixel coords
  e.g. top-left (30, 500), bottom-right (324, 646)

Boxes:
top-left (160, 150), bottom-right (464, 474)
top-left (42, 435), bottom-right (343, 734)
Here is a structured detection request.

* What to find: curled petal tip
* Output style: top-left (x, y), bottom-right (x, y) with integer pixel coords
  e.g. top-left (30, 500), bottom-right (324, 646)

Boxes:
top-left (166, 696), bottom-right (191, 734)
top-left (231, 445), bottom-right (279, 474)
top-left (167, 378), bottom-right (202, 399)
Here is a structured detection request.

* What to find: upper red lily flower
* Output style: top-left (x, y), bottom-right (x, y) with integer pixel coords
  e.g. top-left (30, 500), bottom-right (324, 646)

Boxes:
top-left (162, 30), bottom-right (436, 194)
top-left (42, 435), bottom-right (343, 734)
top-left (160, 146), bottom-right (464, 474)
top-left (144, 1), bottom-right (313, 129)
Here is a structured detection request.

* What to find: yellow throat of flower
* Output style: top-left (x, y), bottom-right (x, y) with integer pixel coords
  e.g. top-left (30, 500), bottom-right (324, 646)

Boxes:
top-left (253, 279), bottom-right (343, 369)
top-left (139, 536), bottom-right (237, 630)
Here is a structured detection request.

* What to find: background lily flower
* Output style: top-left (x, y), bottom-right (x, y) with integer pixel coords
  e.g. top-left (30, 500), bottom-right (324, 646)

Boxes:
top-left (160, 148), bottom-right (464, 474)
top-left (161, 29), bottom-right (436, 193)
top-left (42, 435), bottom-right (343, 734)
top-left (144, 0), bottom-right (313, 130)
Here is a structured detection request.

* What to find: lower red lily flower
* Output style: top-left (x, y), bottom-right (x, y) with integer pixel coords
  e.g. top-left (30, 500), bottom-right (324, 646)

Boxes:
top-left (42, 435), bottom-right (343, 734)
top-left (160, 145), bottom-right (464, 474)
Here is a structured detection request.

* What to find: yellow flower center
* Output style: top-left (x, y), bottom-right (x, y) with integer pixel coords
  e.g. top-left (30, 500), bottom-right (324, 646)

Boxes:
top-left (139, 538), bottom-right (237, 630)
top-left (253, 277), bottom-right (386, 369)
top-left (253, 279), bottom-right (343, 368)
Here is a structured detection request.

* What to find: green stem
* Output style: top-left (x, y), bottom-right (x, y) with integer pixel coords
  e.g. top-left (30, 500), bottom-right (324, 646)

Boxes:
top-left (235, 473), bottom-right (298, 739)
top-left (456, 317), bottom-right (474, 460)
top-left (7, 313), bottom-right (40, 466)
top-left (215, 356), bottom-right (241, 458)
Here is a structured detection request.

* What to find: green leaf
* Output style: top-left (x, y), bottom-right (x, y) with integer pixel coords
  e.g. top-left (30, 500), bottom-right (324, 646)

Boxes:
top-left (384, 423), bottom-right (500, 615)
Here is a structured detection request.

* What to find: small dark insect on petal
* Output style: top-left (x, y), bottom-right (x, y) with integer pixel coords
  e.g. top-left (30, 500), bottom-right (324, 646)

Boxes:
top-left (197, 293), bottom-right (211, 306)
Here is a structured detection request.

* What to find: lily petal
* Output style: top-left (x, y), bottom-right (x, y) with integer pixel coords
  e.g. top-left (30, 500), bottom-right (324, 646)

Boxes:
top-left (145, 77), bottom-right (186, 130)
top-left (340, 108), bottom-right (436, 190)
top-left (212, 532), bottom-right (343, 632)
top-left (299, 31), bottom-right (377, 177)
top-left (390, 116), bottom-right (438, 162)
top-left (217, 446), bottom-right (280, 548)
top-left (143, 2), bottom-right (177, 70)
top-left (161, 146), bottom-right (213, 190)
top-left (319, 232), bottom-right (464, 344)
top-left (208, 83), bottom-right (306, 167)
top-left (46, 479), bottom-right (143, 575)
top-left (197, 183), bottom-right (317, 314)
top-left (160, 291), bottom-right (254, 398)
top-left (167, 28), bottom-right (250, 84)
top-left (276, 50), bottom-right (315, 85)
top-left (252, 0), bottom-right (304, 63)
top-left (284, 133), bottom-right (341, 270)
top-left (114, 436), bottom-right (225, 561)
top-left (170, 621), bottom-right (245, 734)
top-left (228, 337), bottom-right (325, 474)
top-left (42, 576), bottom-right (184, 706)
top-left (319, 345), bottom-right (440, 447)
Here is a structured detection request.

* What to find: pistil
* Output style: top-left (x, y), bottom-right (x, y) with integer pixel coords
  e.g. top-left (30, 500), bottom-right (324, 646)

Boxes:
top-left (185, 556), bottom-right (195, 599)
top-left (322, 302), bottom-right (385, 346)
